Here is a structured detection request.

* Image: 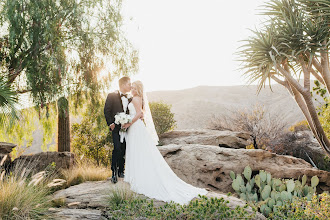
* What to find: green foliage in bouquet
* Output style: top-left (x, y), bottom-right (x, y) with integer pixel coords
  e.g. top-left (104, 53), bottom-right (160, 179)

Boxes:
top-left (230, 166), bottom-right (320, 217)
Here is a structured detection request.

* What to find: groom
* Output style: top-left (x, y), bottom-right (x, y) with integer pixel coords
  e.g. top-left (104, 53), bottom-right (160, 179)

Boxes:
top-left (104, 76), bottom-right (132, 184)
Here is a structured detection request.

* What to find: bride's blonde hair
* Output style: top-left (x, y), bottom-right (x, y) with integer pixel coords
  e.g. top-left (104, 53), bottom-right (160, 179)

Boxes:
top-left (132, 80), bottom-right (144, 97)
top-left (132, 80), bottom-right (144, 108)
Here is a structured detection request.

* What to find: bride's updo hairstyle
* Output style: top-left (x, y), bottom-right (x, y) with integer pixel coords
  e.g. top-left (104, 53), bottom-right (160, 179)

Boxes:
top-left (132, 80), bottom-right (145, 109)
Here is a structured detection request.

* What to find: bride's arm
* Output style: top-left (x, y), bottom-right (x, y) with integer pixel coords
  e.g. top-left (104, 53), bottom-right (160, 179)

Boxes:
top-left (123, 97), bottom-right (143, 128)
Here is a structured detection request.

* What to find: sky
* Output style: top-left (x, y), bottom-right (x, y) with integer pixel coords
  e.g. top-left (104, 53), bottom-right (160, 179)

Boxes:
top-left (117, 0), bottom-right (267, 92)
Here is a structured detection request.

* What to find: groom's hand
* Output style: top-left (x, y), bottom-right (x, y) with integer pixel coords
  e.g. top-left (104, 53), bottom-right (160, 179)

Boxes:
top-left (140, 112), bottom-right (144, 120)
top-left (109, 123), bottom-right (115, 131)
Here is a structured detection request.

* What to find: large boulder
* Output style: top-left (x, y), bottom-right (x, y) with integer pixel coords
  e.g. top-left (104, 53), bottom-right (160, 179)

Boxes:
top-left (0, 142), bottom-right (16, 154)
top-left (12, 151), bottom-right (75, 173)
top-left (160, 129), bottom-right (250, 148)
top-left (158, 144), bottom-right (330, 193)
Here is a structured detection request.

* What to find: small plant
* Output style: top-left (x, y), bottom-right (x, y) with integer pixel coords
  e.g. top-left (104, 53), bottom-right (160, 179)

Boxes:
top-left (230, 166), bottom-right (320, 217)
top-left (108, 183), bottom-right (136, 207)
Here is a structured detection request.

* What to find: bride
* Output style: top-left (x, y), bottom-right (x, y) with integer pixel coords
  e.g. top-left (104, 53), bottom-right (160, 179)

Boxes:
top-left (122, 80), bottom-right (207, 205)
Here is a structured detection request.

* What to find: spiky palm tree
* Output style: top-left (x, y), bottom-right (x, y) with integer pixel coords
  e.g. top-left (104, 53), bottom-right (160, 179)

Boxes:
top-left (0, 76), bottom-right (18, 126)
top-left (238, 0), bottom-right (330, 156)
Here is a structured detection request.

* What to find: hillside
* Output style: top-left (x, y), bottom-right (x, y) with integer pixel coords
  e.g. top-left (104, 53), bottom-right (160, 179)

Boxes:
top-left (147, 84), bottom-right (307, 129)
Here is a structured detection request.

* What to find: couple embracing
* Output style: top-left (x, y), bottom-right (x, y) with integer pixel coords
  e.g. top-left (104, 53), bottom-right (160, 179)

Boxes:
top-left (104, 77), bottom-right (207, 205)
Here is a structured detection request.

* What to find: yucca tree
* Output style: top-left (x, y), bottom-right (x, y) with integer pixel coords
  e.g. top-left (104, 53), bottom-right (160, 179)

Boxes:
top-left (239, 0), bottom-right (330, 156)
top-left (0, 76), bottom-right (18, 126)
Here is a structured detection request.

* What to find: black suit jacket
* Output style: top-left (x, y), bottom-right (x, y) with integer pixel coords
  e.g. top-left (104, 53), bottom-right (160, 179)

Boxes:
top-left (104, 91), bottom-right (124, 127)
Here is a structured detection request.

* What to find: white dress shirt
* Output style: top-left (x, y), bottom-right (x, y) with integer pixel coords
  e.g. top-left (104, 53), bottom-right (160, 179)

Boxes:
top-left (119, 91), bottom-right (128, 112)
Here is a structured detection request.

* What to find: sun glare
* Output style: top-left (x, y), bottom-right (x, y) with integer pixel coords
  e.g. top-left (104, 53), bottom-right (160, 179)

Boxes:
top-left (98, 68), bottom-right (109, 80)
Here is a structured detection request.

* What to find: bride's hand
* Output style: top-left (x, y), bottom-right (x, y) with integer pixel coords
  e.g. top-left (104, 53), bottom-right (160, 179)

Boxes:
top-left (122, 123), bottom-right (132, 129)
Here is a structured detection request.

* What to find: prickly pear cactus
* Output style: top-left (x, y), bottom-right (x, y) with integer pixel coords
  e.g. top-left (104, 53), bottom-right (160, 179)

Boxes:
top-left (229, 166), bottom-right (320, 217)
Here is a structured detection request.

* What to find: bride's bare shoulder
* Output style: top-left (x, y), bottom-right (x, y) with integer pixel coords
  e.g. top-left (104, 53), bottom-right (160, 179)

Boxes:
top-left (132, 96), bottom-right (142, 105)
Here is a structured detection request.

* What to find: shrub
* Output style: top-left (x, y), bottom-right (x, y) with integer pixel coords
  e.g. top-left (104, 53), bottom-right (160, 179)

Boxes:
top-left (104, 195), bottom-right (256, 219)
top-left (209, 104), bottom-right (288, 149)
top-left (267, 132), bottom-right (330, 172)
top-left (289, 120), bottom-right (310, 132)
top-left (71, 106), bottom-right (112, 166)
top-left (149, 101), bottom-right (176, 136)
top-left (270, 192), bottom-right (330, 219)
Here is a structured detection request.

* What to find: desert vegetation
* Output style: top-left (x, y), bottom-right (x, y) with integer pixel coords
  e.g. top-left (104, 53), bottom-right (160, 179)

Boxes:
top-left (106, 185), bottom-right (257, 219)
top-left (209, 104), bottom-right (288, 149)
top-left (149, 101), bottom-right (177, 136)
top-left (239, 0), bottom-right (330, 157)
top-left (1, 0), bottom-right (330, 219)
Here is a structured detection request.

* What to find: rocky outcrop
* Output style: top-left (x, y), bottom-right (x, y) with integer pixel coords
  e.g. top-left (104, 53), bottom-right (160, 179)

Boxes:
top-left (160, 129), bottom-right (250, 148)
top-left (0, 142), bottom-right (16, 154)
top-left (158, 144), bottom-right (330, 193)
top-left (12, 151), bottom-right (75, 173)
top-left (0, 142), bottom-right (16, 171)
top-left (50, 180), bottom-right (265, 220)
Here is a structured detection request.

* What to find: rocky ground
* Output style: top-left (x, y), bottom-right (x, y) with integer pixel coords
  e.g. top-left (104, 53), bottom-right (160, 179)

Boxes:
top-left (49, 179), bottom-right (265, 220)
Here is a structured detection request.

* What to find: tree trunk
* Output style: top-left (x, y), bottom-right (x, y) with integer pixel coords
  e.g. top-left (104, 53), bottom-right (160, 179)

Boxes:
top-left (58, 97), bottom-right (70, 152)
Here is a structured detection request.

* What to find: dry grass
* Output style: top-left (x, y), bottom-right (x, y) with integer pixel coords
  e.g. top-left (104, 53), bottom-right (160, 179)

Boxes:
top-left (0, 160), bottom-right (55, 219)
top-left (61, 160), bottom-right (111, 187)
top-left (108, 182), bottom-right (136, 207)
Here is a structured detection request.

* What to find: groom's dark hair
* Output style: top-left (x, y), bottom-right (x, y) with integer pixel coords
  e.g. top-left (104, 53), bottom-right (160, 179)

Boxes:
top-left (119, 76), bottom-right (130, 88)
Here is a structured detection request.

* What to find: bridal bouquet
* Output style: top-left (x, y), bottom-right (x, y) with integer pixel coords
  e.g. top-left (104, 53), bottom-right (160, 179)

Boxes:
top-left (114, 112), bottom-right (133, 132)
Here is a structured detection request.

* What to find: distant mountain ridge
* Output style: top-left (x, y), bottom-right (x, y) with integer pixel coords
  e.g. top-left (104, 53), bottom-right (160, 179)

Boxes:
top-left (147, 84), bottom-right (309, 129)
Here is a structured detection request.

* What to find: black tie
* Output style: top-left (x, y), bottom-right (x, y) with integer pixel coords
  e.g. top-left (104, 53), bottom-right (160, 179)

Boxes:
top-left (120, 93), bottom-right (127, 98)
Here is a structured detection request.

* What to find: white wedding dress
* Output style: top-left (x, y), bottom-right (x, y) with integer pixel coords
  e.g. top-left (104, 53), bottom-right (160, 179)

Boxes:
top-left (124, 102), bottom-right (208, 205)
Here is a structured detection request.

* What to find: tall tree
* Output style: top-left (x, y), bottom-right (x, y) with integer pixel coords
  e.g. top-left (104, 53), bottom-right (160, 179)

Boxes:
top-left (0, 0), bottom-right (138, 108)
top-left (238, 0), bottom-right (330, 156)
top-left (0, 0), bottom-right (138, 150)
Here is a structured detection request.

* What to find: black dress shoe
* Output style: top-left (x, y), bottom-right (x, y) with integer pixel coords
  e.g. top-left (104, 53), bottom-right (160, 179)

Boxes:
top-left (111, 175), bottom-right (118, 184)
top-left (118, 172), bottom-right (125, 178)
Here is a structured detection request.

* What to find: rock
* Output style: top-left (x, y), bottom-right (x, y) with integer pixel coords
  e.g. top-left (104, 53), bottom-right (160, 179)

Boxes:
top-left (158, 144), bottom-right (330, 193)
top-left (160, 129), bottom-right (250, 148)
top-left (53, 180), bottom-right (111, 209)
top-left (0, 142), bottom-right (16, 154)
top-left (49, 208), bottom-right (103, 220)
top-left (51, 179), bottom-right (265, 219)
top-left (12, 151), bottom-right (75, 173)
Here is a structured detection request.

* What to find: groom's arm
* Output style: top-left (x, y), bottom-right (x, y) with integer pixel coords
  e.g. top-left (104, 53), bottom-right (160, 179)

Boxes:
top-left (104, 93), bottom-right (114, 127)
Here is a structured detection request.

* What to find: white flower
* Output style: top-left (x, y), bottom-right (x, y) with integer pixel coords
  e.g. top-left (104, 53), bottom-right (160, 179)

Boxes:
top-left (114, 113), bottom-right (132, 125)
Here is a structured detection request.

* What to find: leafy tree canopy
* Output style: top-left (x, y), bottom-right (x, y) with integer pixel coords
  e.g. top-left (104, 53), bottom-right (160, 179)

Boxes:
top-left (0, 0), bottom-right (138, 110)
